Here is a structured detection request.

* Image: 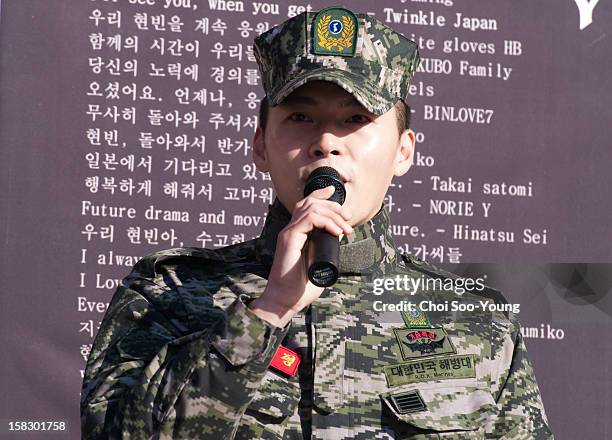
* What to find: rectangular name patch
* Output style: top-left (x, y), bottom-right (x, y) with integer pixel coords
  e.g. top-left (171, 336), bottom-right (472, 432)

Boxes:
top-left (384, 354), bottom-right (476, 387)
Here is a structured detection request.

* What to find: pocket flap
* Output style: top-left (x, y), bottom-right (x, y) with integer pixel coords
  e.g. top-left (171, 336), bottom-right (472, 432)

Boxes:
top-left (247, 370), bottom-right (301, 419)
top-left (380, 385), bottom-right (497, 431)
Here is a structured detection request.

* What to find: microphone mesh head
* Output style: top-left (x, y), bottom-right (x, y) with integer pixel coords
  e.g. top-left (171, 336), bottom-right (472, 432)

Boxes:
top-left (304, 166), bottom-right (346, 205)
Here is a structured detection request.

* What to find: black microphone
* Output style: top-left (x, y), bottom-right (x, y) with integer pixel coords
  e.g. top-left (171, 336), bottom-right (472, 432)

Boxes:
top-left (303, 166), bottom-right (346, 287)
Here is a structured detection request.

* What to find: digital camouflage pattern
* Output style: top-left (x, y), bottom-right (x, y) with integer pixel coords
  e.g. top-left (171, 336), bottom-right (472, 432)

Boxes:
top-left (80, 198), bottom-right (554, 439)
top-left (253, 7), bottom-right (421, 115)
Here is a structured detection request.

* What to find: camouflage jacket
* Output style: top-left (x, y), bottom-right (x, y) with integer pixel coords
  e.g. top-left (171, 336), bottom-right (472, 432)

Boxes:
top-left (81, 198), bottom-right (553, 439)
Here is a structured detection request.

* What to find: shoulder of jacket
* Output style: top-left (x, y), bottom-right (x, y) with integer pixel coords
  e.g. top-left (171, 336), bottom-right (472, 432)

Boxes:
top-left (400, 253), bottom-right (510, 307)
top-left (400, 253), bottom-right (460, 280)
top-left (131, 240), bottom-right (257, 279)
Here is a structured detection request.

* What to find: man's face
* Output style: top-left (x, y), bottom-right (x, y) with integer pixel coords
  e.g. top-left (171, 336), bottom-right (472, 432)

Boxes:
top-left (253, 81), bottom-right (415, 226)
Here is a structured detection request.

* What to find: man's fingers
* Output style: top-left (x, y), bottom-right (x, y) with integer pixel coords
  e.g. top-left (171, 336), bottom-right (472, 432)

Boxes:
top-left (293, 205), bottom-right (353, 235)
top-left (294, 186), bottom-right (351, 220)
top-left (290, 211), bottom-right (347, 236)
top-left (294, 186), bottom-right (334, 210)
top-left (312, 185), bottom-right (336, 198)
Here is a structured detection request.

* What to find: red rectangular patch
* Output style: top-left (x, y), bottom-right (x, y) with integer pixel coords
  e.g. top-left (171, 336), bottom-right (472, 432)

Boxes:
top-left (270, 345), bottom-right (301, 377)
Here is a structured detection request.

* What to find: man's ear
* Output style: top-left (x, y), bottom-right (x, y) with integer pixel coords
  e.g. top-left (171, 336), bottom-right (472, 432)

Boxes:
top-left (393, 129), bottom-right (415, 177)
top-left (252, 127), bottom-right (270, 173)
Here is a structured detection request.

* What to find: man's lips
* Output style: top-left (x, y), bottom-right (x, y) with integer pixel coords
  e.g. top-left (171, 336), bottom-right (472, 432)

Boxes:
top-left (303, 168), bottom-right (350, 184)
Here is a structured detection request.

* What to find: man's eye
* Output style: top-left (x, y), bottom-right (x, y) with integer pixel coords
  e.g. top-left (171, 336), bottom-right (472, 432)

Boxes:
top-left (289, 113), bottom-right (311, 122)
top-left (347, 115), bottom-right (370, 123)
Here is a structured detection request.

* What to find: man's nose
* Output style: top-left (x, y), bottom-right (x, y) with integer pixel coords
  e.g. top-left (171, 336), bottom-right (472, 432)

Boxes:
top-left (309, 131), bottom-right (346, 157)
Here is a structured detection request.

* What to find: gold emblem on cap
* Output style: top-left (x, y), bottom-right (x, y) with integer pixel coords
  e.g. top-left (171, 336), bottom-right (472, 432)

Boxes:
top-left (312, 7), bottom-right (358, 57)
top-left (317, 15), bottom-right (355, 51)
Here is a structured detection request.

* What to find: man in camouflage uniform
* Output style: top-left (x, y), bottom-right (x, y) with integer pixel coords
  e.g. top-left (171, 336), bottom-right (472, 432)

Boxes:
top-left (80, 6), bottom-right (553, 439)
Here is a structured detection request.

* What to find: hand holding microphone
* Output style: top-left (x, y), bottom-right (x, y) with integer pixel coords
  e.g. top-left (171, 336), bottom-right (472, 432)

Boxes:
top-left (303, 167), bottom-right (346, 287)
top-left (248, 167), bottom-right (351, 327)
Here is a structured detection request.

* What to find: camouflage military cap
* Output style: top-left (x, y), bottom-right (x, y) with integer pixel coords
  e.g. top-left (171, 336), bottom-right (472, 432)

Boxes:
top-left (253, 6), bottom-right (421, 115)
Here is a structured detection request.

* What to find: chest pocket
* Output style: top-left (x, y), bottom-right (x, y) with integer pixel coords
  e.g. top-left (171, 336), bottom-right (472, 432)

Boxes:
top-left (380, 384), bottom-right (498, 439)
top-left (235, 370), bottom-right (301, 439)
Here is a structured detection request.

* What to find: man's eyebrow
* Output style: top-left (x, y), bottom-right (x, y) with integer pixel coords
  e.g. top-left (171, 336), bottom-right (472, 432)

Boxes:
top-left (281, 95), bottom-right (364, 108)
top-left (281, 95), bottom-right (317, 106)
top-left (340, 97), bottom-right (364, 108)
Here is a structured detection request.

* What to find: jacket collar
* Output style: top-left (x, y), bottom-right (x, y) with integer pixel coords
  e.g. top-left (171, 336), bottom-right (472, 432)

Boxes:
top-left (255, 197), bottom-right (398, 276)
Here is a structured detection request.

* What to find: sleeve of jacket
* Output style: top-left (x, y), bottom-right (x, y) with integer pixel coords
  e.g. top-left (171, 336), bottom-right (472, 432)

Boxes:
top-left (80, 262), bottom-right (289, 439)
top-left (487, 322), bottom-right (554, 439)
